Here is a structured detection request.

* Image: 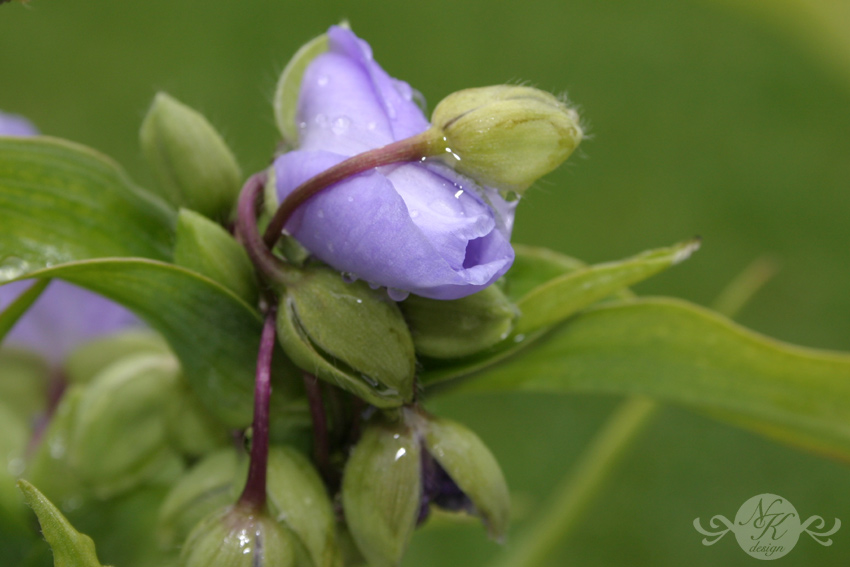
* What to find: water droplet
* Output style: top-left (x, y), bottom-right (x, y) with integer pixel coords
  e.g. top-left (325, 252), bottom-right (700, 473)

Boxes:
top-left (327, 242), bottom-right (334, 252)
top-left (513, 334), bottom-right (526, 343)
top-left (368, 282), bottom-right (381, 290)
top-left (347, 196), bottom-right (354, 203)
top-left (0, 256), bottom-right (31, 281)
top-left (331, 115), bottom-right (351, 135)
top-left (366, 121), bottom-right (377, 131)
top-left (394, 448), bottom-right (407, 461)
top-left (317, 209), bottom-right (325, 218)
top-left (341, 272), bottom-right (358, 284)
top-left (360, 373), bottom-right (380, 388)
top-left (314, 113), bottom-right (329, 128)
top-left (49, 438), bottom-right (66, 459)
top-left (409, 209), bottom-right (420, 219)
top-left (387, 288), bottom-right (409, 302)
top-left (298, 121), bottom-right (307, 130)
top-left (454, 190), bottom-right (464, 199)
top-left (317, 75), bottom-right (329, 87)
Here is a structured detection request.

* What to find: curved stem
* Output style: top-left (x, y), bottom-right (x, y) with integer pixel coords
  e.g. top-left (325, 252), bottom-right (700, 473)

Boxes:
top-left (238, 303), bottom-right (278, 511)
top-left (262, 129), bottom-right (442, 248)
top-left (236, 172), bottom-right (290, 286)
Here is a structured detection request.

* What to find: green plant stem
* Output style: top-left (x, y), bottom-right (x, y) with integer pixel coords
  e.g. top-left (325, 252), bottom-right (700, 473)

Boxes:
top-left (490, 256), bottom-right (778, 567)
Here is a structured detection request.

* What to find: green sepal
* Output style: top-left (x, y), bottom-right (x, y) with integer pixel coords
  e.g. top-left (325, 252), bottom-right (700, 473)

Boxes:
top-left (140, 92), bottom-right (242, 222)
top-left (157, 448), bottom-right (246, 549)
top-left (401, 285), bottom-right (517, 359)
top-left (266, 446), bottom-right (342, 567)
top-left (67, 353), bottom-right (182, 498)
top-left (174, 209), bottom-right (259, 304)
top-left (17, 479), bottom-right (109, 567)
top-left (181, 505), bottom-right (295, 567)
top-left (64, 330), bottom-right (171, 385)
top-left (274, 32), bottom-right (331, 148)
top-left (341, 418), bottom-right (421, 567)
top-left (276, 266), bottom-right (415, 407)
top-left (420, 415), bottom-right (510, 541)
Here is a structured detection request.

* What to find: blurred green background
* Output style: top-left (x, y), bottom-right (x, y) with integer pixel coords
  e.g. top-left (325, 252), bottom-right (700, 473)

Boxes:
top-left (2, 1), bottom-right (849, 565)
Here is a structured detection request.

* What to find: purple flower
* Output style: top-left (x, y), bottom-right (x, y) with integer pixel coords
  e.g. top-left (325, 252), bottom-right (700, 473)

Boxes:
top-left (273, 27), bottom-right (515, 300)
top-left (1, 111), bottom-right (139, 363)
top-left (0, 110), bottom-right (38, 137)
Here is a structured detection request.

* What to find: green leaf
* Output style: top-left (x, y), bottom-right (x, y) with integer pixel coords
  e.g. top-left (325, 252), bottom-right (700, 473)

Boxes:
top-left (12, 258), bottom-right (299, 428)
top-left (17, 479), bottom-right (109, 567)
top-left (0, 137), bottom-right (175, 282)
top-left (502, 244), bottom-right (586, 302)
top-left (514, 239), bottom-right (700, 335)
top-left (443, 297), bottom-right (850, 459)
top-left (273, 31), bottom-right (330, 147)
top-left (0, 279), bottom-right (49, 343)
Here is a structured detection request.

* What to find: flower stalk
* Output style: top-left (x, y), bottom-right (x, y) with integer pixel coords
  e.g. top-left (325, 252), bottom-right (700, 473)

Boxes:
top-left (237, 303), bottom-right (278, 511)
top-left (262, 129), bottom-right (442, 249)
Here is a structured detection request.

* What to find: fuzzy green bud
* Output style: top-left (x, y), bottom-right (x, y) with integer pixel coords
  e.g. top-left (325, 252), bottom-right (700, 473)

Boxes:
top-left (341, 418), bottom-right (421, 567)
top-left (181, 505), bottom-right (295, 567)
top-left (140, 92), bottom-right (242, 221)
top-left (400, 285), bottom-right (517, 358)
top-left (276, 267), bottom-right (415, 408)
top-left (430, 85), bottom-right (582, 194)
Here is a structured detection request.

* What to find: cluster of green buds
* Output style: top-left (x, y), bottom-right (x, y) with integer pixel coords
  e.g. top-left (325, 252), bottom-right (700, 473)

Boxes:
top-left (3, 26), bottom-right (589, 567)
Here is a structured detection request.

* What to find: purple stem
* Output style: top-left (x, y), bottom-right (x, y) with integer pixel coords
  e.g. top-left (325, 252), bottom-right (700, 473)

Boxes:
top-left (303, 372), bottom-right (332, 485)
top-left (238, 304), bottom-right (278, 511)
top-left (236, 172), bottom-right (291, 286)
top-left (262, 129), bottom-right (441, 249)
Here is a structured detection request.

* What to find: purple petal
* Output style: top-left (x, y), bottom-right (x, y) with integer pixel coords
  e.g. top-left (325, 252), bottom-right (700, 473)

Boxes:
top-left (1, 280), bottom-right (140, 364)
top-left (0, 111), bottom-right (38, 137)
top-left (274, 27), bottom-right (516, 299)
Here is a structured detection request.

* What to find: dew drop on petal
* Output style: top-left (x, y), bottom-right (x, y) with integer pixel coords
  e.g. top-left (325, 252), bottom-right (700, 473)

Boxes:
top-left (387, 288), bottom-right (410, 302)
top-left (331, 116), bottom-right (351, 135)
top-left (367, 121), bottom-right (377, 131)
top-left (341, 272), bottom-right (358, 284)
top-left (409, 209), bottom-right (420, 219)
top-left (317, 75), bottom-right (329, 87)
top-left (347, 196), bottom-right (354, 203)
top-left (314, 113), bottom-right (329, 128)
top-left (317, 209), bottom-right (325, 218)
top-left (368, 282), bottom-right (381, 290)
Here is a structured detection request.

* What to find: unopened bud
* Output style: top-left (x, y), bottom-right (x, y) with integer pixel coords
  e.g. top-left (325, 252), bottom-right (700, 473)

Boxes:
top-left (68, 353), bottom-right (183, 497)
top-left (400, 285), bottom-right (517, 358)
top-left (341, 418), bottom-right (421, 567)
top-left (266, 446), bottom-right (342, 567)
top-left (158, 449), bottom-right (247, 548)
top-left (421, 415), bottom-right (510, 541)
top-left (276, 267), bottom-right (415, 408)
top-left (140, 92), bottom-right (242, 221)
top-left (181, 504), bottom-right (295, 567)
top-left (430, 85), bottom-right (582, 194)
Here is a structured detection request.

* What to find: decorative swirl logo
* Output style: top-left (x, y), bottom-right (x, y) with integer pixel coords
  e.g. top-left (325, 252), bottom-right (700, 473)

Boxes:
top-left (694, 494), bottom-right (840, 560)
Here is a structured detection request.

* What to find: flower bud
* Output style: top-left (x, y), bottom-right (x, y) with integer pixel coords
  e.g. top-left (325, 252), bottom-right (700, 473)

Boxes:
top-left (400, 285), bottom-right (517, 358)
top-left (276, 267), bottom-right (415, 408)
top-left (64, 330), bottom-right (171, 385)
top-left (158, 449), bottom-right (246, 548)
top-left (174, 209), bottom-right (259, 304)
top-left (430, 85), bottom-right (582, 194)
top-left (421, 416), bottom-right (510, 541)
top-left (341, 417), bottom-right (421, 567)
top-left (140, 92), bottom-right (242, 221)
top-left (181, 505), bottom-right (295, 567)
top-left (68, 353), bottom-right (183, 498)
